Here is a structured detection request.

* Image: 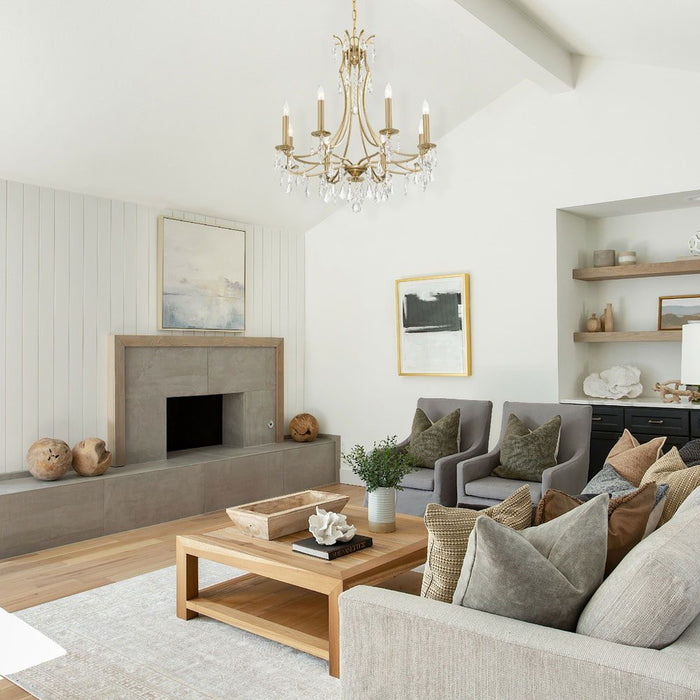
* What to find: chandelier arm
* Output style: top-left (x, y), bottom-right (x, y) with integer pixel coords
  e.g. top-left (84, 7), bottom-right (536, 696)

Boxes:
top-left (359, 60), bottom-right (382, 146)
top-left (330, 56), bottom-right (351, 149)
top-left (387, 154), bottom-right (421, 164)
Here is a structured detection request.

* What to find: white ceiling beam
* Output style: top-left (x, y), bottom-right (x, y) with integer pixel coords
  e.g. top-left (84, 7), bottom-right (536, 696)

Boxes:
top-left (453, 0), bottom-right (574, 92)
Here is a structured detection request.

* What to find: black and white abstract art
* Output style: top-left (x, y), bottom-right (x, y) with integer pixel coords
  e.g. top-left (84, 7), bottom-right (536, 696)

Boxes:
top-left (158, 217), bottom-right (246, 331)
top-left (395, 274), bottom-right (471, 376)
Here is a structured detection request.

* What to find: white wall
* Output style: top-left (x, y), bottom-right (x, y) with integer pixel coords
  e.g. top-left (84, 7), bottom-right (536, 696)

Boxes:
top-left (304, 58), bottom-right (700, 482)
top-left (0, 180), bottom-right (305, 474)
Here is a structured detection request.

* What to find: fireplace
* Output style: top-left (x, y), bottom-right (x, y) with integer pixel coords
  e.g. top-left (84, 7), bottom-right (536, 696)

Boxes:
top-left (167, 394), bottom-right (223, 452)
top-left (110, 336), bottom-right (284, 466)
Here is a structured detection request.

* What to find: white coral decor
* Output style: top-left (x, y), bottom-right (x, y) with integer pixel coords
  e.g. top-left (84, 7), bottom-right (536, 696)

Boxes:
top-left (308, 507), bottom-right (356, 545)
top-left (583, 365), bottom-right (643, 400)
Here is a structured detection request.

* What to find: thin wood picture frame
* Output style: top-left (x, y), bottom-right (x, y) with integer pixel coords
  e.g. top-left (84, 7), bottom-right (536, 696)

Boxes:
top-left (158, 216), bottom-right (246, 332)
top-left (658, 294), bottom-right (700, 331)
top-left (395, 273), bottom-right (471, 376)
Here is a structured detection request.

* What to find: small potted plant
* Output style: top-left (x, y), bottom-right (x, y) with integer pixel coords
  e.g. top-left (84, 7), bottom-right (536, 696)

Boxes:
top-left (343, 435), bottom-right (419, 532)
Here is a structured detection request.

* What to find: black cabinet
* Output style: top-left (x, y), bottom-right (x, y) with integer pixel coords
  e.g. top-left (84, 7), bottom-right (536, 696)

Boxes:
top-left (588, 405), bottom-right (698, 479)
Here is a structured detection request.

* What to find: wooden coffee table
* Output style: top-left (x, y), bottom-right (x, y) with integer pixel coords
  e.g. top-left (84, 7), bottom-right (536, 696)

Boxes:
top-left (176, 504), bottom-right (427, 677)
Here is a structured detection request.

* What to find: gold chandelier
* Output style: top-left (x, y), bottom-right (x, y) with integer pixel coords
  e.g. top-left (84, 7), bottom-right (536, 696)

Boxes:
top-left (274, 0), bottom-right (437, 213)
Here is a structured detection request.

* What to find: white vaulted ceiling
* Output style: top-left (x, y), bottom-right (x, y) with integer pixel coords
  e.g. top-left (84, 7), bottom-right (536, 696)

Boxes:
top-left (0, 0), bottom-right (532, 230)
top-left (510, 0), bottom-right (700, 72)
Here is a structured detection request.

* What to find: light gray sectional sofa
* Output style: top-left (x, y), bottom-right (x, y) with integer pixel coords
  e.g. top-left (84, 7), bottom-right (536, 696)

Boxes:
top-left (339, 487), bottom-right (700, 699)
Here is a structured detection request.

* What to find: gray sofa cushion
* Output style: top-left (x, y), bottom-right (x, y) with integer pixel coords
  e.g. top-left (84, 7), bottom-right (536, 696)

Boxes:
top-left (453, 494), bottom-right (609, 631)
top-left (577, 487), bottom-right (700, 649)
top-left (400, 468), bottom-right (434, 492)
top-left (464, 476), bottom-right (541, 504)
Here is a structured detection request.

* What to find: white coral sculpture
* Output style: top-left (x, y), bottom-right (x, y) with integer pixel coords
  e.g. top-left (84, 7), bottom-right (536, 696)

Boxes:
top-left (583, 365), bottom-right (643, 400)
top-left (308, 507), bottom-right (356, 545)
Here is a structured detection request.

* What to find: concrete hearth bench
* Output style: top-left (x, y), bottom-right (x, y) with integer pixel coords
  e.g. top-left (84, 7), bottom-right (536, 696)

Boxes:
top-left (0, 436), bottom-right (339, 559)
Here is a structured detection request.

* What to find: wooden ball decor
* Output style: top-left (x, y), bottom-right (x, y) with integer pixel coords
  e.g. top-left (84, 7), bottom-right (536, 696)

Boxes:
top-left (289, 413), bottom-right (320, 442)
top-left (72, 438), bottom-right (113, 477)
top-left (26, 438), bottom-right (72, 481)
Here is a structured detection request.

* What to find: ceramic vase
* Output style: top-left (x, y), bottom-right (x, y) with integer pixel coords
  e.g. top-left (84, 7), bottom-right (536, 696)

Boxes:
top-left (367, 487), bottom-right (396, 533)
top-left (586, 313), bottom-right (602, 332)
top-left (602, 303), bottom-right (614, 332)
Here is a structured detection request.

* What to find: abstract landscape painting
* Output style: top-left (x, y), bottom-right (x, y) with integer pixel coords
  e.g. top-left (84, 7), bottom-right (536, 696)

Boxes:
top-left (395, 273), bottom-right (471, 376)
top-left (658, 295), bottom-right (700, 331)
top-left (159, 217), bottom-right (245, 331)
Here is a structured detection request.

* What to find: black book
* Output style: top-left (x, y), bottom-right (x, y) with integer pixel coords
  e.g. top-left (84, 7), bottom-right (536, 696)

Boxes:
top-left (292, 534), bottom-right (373, 560)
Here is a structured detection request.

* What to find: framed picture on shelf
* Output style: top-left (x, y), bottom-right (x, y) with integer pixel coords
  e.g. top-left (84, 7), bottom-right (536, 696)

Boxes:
top-left (658, 294), bottom-right (700, 331)
top-left (395, 273), bottom-right (471, 376)
top-left (158, 216), bottom-right (246, 332)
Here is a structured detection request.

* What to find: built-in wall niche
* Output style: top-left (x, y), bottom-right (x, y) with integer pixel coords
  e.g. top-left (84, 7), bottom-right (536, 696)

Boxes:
top-left (557, 190), bottom-right (700, 402)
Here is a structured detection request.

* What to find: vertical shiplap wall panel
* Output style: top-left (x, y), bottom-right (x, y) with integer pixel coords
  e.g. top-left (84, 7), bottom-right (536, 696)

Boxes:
top-left (82, 197), bottom-right (98, 438)
top-left (38, 188), bottom-right (55, 438)
top-left (0, 181), bottom-right (7, 469)
top-left (68, 194), bottom-right (84, 446)
top-left (6, 183), bottom-right (24, 470)
top-left (22, 185), bottom-right (40, 456)
top-left (53, 191), bottom-right (70, 443)
top-left (0, 179), bottom-right (305, 473)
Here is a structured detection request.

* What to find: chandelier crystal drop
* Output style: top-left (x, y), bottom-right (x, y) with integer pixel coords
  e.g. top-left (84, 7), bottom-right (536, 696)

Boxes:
top-left (274, 0), bottom-right (437, 213)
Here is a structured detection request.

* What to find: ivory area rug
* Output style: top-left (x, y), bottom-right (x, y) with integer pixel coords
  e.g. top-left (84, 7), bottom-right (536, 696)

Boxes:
top-left (7, 561), bottom-right (340, 699)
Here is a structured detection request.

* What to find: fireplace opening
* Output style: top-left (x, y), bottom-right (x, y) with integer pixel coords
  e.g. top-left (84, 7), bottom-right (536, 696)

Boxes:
top-left (166, 394), bottom-right (223, 452)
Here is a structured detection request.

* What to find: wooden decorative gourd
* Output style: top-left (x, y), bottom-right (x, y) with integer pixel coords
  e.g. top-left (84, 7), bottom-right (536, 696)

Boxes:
top-left (289, 413), bottom-right (320, 442)
top-left (26, 438), bottom-right (72, 481)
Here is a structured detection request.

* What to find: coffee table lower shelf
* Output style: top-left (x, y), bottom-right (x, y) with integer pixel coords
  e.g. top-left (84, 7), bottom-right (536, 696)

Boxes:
top-left (186, 574), bottom-right (331, 661)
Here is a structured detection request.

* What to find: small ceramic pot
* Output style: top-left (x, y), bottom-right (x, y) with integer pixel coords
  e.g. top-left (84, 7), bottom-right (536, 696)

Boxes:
top-left (593, 249), bottom-right (616, 267)
top-left (618, 251), bottom-right (637, 265)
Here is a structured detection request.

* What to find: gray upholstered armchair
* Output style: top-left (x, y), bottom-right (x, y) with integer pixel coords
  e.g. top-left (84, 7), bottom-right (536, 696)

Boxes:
top-left (457, 401), bottom-right (592, 508)
top-left (393, 398), bottom-right (493, 517)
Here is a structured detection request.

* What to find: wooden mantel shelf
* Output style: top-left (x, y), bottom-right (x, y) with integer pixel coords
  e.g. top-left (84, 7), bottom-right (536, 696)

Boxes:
top-left (573, 258), bottom-right (700, 281)
top-left (574, 331), bottom-right (681, 343)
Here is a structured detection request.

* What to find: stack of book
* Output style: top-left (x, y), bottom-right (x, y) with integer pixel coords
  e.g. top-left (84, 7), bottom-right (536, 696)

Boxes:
top-left (292, 534), bottom-right (373, 560)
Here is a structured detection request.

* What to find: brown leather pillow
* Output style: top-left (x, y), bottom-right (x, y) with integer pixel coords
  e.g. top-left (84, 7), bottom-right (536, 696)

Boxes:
top-left (536, 484), bottom-right (656, 575)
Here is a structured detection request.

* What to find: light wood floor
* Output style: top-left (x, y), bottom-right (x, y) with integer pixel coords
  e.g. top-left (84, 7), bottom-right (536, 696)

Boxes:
top-left (0, 483), bottom-right (364, 700)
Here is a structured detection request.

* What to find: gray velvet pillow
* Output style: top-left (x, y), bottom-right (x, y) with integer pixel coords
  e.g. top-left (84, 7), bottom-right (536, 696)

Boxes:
top-left (452, 493), bottom-right (609, 631)
top-left (577, 490), bottom-right (700, 648)
top-left (582, 463), bottom-right (634, 497)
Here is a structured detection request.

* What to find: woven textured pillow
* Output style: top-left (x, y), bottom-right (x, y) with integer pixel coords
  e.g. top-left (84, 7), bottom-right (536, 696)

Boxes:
top-left (536, 484), bottom-right (657, 575)
top-left (492, 414), bottom-right (561, 482)
top-left (640, 447), bottom-right (700, 524)
top-left (605, 430), bottom-right (666, 486)
top-left (453, 494), bottom-right (609, 631)
top-left (407, 408), bottom-right (460, 468)
top-left (421, 485), bottom-right (532, 603)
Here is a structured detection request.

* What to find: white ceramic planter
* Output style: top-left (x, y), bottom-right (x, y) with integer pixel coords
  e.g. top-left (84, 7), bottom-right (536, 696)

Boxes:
top-left (367, 487), bottom-right (396, 533)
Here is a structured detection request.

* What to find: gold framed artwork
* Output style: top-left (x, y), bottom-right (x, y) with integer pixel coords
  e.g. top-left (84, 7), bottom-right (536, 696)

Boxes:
top-left (158, 216), bottom-right (246, 332)
top-left (658, 294), bottom-right (700, 331)
top-left (395, 273), bottom-right (471, 376)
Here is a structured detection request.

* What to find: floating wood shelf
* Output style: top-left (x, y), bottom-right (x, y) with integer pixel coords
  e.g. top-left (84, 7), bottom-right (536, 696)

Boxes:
top-left (574, 331), bottom-right (681, 343)
top-left (573, 259), bottom-right (700, 281)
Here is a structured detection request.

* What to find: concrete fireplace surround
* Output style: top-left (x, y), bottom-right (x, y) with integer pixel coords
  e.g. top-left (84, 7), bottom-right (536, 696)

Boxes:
top-left (109, 335), bottom-right (285, 465)
top-left (0, 336), bottom-right (340, 558)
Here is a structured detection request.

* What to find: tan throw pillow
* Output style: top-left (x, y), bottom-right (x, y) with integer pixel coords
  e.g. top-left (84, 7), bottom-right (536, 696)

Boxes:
top-left (407, 408), bottom-right (461, 468)
top-left (605, 429), bottom-right (666, 486)
top-left (641, 447), bottom-right (700, 525)
top-left (535, 485), bottom-right (657, 576)
top-left (421, 485), bottom-right (532, 603)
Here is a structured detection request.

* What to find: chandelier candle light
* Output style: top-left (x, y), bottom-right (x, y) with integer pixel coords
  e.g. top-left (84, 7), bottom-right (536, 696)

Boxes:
top-left (274, 0), bottom-right (437, 213)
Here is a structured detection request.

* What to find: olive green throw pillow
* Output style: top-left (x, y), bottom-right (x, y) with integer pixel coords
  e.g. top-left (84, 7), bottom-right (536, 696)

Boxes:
top-left (492, 414), bottom-right (561, 482)
top-left (407, 408), bottom-right (460, 468)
